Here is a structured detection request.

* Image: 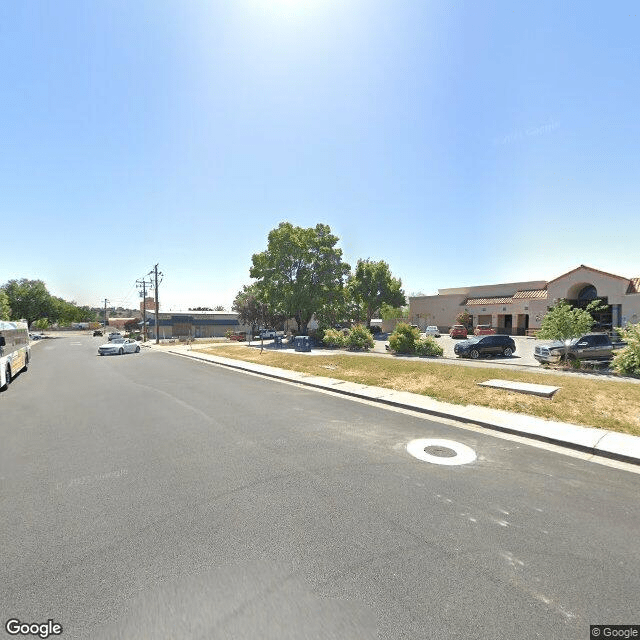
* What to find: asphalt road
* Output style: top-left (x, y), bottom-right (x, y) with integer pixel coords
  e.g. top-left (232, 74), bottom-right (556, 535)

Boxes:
top-left (1, 335), bottom-right (639, 639)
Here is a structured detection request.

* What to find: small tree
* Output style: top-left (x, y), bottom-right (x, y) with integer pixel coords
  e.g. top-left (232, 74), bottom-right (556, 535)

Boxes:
top-left (456, 311), bottom-right (471, 327)
top-left (346, 324), bottom-right (374, 351)
top-left (388, 322), bottom-right (420, 354)
top-left (612, 322), bottom-right (640, 376)
top-left (537, 300), bottom-right (605, 341)
top-left (124, 319), bottom-right (140, 335)
top-left (347, 259), bottom-right (405, 329)
top-left (537, 299), bottom-right (606, 361)
top-left (33, 318), bottom-right (49, 330)
top-left (322, 328), bottom-right (346, 348)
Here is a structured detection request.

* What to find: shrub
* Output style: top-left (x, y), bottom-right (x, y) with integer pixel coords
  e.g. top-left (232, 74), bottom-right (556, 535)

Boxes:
top-left (388, 322), bottom-right (420, 354)
top-left (369, 325), bottom-right (382, 334)
top-left (346, 324), bottom-right (374, 350)
top-left (415, 336), bottom-right (443, 357)
top-left (323, 328), bottom-right (346, 348)
top-left (612, 322), bottom-right (640, 376)
top-left (310, 327), bottom-right (326, 344)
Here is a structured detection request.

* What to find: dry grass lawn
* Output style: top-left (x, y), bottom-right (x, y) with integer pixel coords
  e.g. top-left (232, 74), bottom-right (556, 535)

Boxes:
top-left (196, 345), bottom-right (640, 436)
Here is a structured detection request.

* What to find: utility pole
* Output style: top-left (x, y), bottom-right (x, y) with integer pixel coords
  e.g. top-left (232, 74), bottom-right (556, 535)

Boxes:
top-left (103, 299), bottom-right (110, 330)
top-left (136, 277), bottom-right (152, 342)
top-left (149, 264), bottom-right (163, 344)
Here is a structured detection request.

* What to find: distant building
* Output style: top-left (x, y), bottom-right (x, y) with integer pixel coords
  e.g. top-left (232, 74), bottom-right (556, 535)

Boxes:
top-left (140, 297), bottom-right (155, 314)
top-left (409, 265), bottom-right (640, 335)
top-left (107, 317), bottom-right (139, 330)
top-left (145, 310), bottom-right (250, 339)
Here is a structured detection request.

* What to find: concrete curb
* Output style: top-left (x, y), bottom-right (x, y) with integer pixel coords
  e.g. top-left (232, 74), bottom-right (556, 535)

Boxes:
top-left (153, 345), bottom-right (640, 467)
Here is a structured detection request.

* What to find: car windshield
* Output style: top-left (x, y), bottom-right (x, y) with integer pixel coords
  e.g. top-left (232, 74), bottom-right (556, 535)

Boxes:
top-left (110, 338), bottom-right (125, 344)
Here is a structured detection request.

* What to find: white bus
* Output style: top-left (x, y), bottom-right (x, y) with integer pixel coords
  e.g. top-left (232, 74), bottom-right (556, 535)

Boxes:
top-left (0, 321), bottom-right (31, 390)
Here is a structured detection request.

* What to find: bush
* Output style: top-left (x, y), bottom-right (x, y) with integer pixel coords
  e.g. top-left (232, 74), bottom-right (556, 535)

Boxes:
top-left (388, 322), bottom-right (420, 354)
top-left (612, 322), bottom-right (640, 376)
top-left (310, 327), bottom-right (326, 344)
top-left (346, 324), bottom-right (374, 350)
top-left (323, 328), bottom-right (346, 348)
top-left (369, 325), bottom-right (382, 334)
top-left (415, 336), bottom-right (443, 357)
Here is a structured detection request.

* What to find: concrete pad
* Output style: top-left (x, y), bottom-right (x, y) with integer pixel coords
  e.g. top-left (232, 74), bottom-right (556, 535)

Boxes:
top-left (478, 379), bottom-right (560, 398)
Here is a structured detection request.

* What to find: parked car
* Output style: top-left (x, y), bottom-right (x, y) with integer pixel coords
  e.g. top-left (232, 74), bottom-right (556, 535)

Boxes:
top-left (474, 325), bottom-right (496, 335)
top-left (107, 332), bottom-right (123, 341)
top-left (449, 325), bottom-right (468, 339)
top-left (424, 325), bottom-right (441, 337)
top-left (533, 333), bottom-right (622, 364)
top-left (258, 330), bottom-right (278, 339)
top-left (93, 330), bottom-right (103, 337)
top-left (454, 335), bottom-right (516, 359)
top-left (98, 338), bottom-right (140, 355)
top-left (29, 333), bottom-right (44, 340)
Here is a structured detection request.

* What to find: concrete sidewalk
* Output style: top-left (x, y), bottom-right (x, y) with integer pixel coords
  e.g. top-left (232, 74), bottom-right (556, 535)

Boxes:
top-left (147, 342), bottom-right (640, 467)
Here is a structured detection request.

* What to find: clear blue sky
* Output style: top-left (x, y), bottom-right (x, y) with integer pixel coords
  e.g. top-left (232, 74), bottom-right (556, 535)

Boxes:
top-left (2, 1), bottom-right (638, 311)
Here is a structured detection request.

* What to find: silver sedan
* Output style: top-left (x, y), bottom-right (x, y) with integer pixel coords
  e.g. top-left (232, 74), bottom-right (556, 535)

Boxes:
top-left (98, 338), bottom-right (141, 356)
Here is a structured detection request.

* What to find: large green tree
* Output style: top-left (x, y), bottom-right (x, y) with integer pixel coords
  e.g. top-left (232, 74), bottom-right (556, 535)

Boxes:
top-left (0, 291), bottom-right (11, 320)
top-left (347, 259), bottom-right (405, 328)
top-left (249, 222), bottom-right (350, 335)
top-left (1, 279), bottom-right (96, 326)
top-left (1, 279), bottom-right (55, 325)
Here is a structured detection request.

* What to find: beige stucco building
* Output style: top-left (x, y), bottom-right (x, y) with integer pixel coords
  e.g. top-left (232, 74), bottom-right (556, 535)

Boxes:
top-left (409, 265), bottom-right (640, 335)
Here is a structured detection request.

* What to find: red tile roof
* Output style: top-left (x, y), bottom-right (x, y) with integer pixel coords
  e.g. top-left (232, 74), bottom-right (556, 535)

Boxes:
top-left (464, 296), bottom-right (514, 306)
top-left (627, 278), bottom-right (640, 294)
top-left (512, 289), bottom-right (548, 299)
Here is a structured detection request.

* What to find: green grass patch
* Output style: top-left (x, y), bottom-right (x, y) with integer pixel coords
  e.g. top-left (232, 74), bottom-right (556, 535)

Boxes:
top-left (195, 345), bottom-right (640, 437)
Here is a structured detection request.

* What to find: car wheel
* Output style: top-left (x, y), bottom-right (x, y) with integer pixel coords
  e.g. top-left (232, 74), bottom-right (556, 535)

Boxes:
top-left (3, 365), bottom-right (11, 389)
top-left (135, 346), bottom-right (140, 353)
top-left (118, 348), bottom-right (124, 355)
top-left (503, 347), bottom-right (513, 357)
top-left (470, 349), bottom-right (480, 359)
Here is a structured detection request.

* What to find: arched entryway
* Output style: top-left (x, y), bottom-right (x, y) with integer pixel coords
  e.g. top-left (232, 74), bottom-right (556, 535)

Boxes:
top-left (564, 282), bottom-right (612, 331)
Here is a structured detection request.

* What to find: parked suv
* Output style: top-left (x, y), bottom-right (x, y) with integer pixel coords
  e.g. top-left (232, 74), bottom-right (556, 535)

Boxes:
top-left (107, 332), bottom-right (122, 342)
top-left (454, 335), bottom-right (516, 359)
top-left (424, 326), bottom-right (441, 337)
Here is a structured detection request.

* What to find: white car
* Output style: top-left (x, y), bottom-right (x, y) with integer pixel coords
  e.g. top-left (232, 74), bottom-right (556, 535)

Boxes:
top-left (424, 325), bottom-right (441, 338)
top-left (98, 338), bottom-right (140, 355)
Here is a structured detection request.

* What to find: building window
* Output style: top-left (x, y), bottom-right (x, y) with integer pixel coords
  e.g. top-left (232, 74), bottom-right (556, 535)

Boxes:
top-left (577, 285), bottom-right (598, 302)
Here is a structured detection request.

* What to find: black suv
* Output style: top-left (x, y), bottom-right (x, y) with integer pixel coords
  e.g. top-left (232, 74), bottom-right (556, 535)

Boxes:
top-left (454, 335), bottom-right (516, 359)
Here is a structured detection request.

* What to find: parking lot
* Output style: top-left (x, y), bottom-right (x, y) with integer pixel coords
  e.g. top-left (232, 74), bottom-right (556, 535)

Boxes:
top-left (370, 333), bottom-right (541, 366)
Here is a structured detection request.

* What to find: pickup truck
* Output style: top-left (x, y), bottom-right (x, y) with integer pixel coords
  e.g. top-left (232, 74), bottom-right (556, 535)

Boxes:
top-left (257, 330), bottom-right (278, 339)
top-left (534, 333), bottom-right (623, 364)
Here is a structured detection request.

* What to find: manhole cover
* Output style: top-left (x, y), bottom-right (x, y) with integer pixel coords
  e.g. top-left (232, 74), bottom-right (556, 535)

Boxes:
top-left (406, 438), bottom-right (477, 466)
top-left (424, 446), bottom-right (457, 458)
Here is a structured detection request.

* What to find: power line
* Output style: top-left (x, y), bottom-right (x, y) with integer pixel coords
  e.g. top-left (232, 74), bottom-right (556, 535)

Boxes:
top-left (146, 264), bottom-right (163, 343)
top-left (136, 275), bottom-right (153, 342)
